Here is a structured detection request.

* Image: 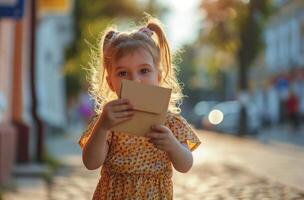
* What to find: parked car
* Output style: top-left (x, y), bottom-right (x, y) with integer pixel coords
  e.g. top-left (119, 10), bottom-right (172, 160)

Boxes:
top-left (203, 100), bottom-right (261, 135)
top-left (191, 101), bottom-right (218, 129)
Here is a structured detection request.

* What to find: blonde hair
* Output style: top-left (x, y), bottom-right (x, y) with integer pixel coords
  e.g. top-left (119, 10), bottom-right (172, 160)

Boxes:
top-left (88, 16), bottom-right (183, 114)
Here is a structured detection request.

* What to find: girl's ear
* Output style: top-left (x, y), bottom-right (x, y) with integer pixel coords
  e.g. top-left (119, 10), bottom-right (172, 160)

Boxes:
top-left (106, 76), bottom-right (115, 91)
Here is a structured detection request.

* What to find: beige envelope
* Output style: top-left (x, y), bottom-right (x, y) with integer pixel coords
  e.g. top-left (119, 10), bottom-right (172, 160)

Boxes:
top-left (111, 79), bottom-right (172, 136)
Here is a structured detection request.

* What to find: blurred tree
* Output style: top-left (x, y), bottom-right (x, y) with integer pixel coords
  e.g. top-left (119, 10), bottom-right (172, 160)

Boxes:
top-left (200, 0), bottom-right (272, 135)
top-left (64, 0), bottom-right (163, 100)
top-left (178, 45), bottom-right (202, 105)
top-left (178, 45), bottom-right (225, 104)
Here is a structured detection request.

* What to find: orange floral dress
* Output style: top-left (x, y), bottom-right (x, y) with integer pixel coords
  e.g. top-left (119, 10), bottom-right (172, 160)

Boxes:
top-left (79, 112), bottom-right (201, 200)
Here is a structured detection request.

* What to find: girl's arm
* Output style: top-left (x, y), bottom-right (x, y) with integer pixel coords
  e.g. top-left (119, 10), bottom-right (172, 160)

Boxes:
top-left (82, 116), bottom-right (109, 170)
top-left (167, 142), bottom-right (193, 173)
top-left (82, 98), bottom-right (134, 170)
top-left (146, 125), bottom-right (193, 173)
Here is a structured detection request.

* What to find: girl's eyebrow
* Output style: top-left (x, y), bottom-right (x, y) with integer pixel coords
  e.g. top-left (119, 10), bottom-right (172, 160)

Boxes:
top-left (138, 63), bottom-right (152, 67)
top-left (114, 66), bottom-right (126, 72)
top-left (115, 63), bottom-right (152, 71)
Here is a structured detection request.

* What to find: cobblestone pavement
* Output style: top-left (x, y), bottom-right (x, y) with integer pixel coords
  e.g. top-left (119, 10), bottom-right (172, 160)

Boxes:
top-left (174, 163), bottom-right (304, 199)
top-left (3, 130), bottom-right (304, 200)
top-left (6, 162), bottom-right (302, 200)
top-left (42, 162), bottom-right (304, 200)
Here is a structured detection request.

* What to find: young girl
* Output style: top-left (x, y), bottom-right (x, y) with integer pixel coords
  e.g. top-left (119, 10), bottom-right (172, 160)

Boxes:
top-left (79, 16), bottom-right (201, 199)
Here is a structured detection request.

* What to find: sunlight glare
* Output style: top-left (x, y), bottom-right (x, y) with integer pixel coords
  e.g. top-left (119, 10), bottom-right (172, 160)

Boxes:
top-left (208, 109), bottom-right (224, 125)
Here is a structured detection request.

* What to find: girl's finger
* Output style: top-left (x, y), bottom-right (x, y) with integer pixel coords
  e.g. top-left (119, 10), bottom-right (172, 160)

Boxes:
top-left (115, 115), bottom-right (134, 124)
top-left (149, 138), bottom-right (165, 145)
top-left (109, 98), bottom-right (130, 106)
top-left (111, 104), bottom-right (133, 112)
top-left (150, 125), bottom-right (170, 133)
top-left (113, 110), bottom-right (134, 118)
top-left (146, 132), bottom-right (166, 139)
top-left (154, 143), bottom-right (165, 151)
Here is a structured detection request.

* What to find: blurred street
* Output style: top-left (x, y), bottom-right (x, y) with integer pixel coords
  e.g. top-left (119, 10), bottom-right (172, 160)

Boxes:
top-left (3, 127), bottom-right (304, 200)
top-left (258, 125), bottom-right (304, 147)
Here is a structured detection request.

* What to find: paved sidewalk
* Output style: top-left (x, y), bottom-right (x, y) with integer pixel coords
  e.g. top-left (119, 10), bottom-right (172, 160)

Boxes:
top-left (2, 129), bottom-right (304, 199)
top-left (195, 131), bottom-right (304, 192)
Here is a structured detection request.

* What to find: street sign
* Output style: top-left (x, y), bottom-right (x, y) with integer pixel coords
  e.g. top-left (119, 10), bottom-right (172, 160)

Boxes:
top-left (0, 0), bottom-right (24, 19)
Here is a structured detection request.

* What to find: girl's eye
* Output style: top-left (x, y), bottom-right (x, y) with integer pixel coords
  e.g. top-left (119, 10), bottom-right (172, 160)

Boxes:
top-left (117, 71), bottom-right (127, 77)
top-left (140, 68), bottom-right (150, 74)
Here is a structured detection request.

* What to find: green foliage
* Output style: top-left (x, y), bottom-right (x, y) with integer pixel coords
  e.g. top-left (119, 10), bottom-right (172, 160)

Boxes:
top-left (65, 72), bottom-right (82, 98)
top-left (199, 0), bottom-right (272, 91)
top-left (177, 45), bottom-right (199, 104)
top-left (200, 0), bottom-right (244, 52)
top-left (178, 45), bottom-right (197, 88)
top-left (200, 0), bottom-right (272, 70)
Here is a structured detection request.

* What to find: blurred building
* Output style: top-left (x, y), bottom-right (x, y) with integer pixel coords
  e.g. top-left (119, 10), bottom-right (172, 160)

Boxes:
top-left (250, 0), bottom-right (304, 125)
top-left (36, 0), bottom-right (73, 128)
top-left (0, 0), bottom-right (73, 185)
top-left (0, 0), bottom-right (33, 184)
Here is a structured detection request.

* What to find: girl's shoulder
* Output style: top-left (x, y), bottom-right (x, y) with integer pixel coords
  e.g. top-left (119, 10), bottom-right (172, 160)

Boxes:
top-left (165, 111), bottom-right (191, 127)
top-left (165, 111), bottom-right (201, 151)
top-left (165, 111), bottom-right (196, 134)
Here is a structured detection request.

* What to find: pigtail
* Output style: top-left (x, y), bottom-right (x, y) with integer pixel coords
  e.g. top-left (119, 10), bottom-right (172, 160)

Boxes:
top-left (102, 30), bottom-right (116, 53)
top-left (100, 28), bottom-right (116, 95)
top-left (100, 29), bottom-right (114, 82)
top-left (146, 18), bottom-right (183, 114)
top-left (87, 27), bottom-right (118, 114)
top-left (147, 19), bottom-right (172, 81)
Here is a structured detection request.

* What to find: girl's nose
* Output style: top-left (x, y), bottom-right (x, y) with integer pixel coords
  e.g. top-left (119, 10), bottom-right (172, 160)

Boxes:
top-left (130, 74), bottom-right (141, 83)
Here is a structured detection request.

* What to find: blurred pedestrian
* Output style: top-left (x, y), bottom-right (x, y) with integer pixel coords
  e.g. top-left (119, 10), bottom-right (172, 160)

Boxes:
top-left (78, 91), bottom-right (94, 124)
top-left (286, 90), bottom-right (300, 130)
top-left (78, 16), bottom-right (201, 199)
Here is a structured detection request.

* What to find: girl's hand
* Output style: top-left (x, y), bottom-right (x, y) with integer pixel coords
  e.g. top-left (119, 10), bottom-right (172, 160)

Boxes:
top-left (146, 125), bottom-right (180, 153)
top-left (98, 98), bottom-right (134, 131)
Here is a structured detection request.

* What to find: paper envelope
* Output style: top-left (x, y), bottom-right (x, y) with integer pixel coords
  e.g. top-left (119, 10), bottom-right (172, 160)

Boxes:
top-left (111, 79), bottom-right (172, 136)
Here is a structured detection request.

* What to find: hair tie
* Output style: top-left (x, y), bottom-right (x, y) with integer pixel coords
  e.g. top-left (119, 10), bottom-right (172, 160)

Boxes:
top-left (103, 30), bottom-right (117, 52)
top-left (105, 30), bottom-right (117, 41)
top-left (139, 27), bottom-right (153, 37)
